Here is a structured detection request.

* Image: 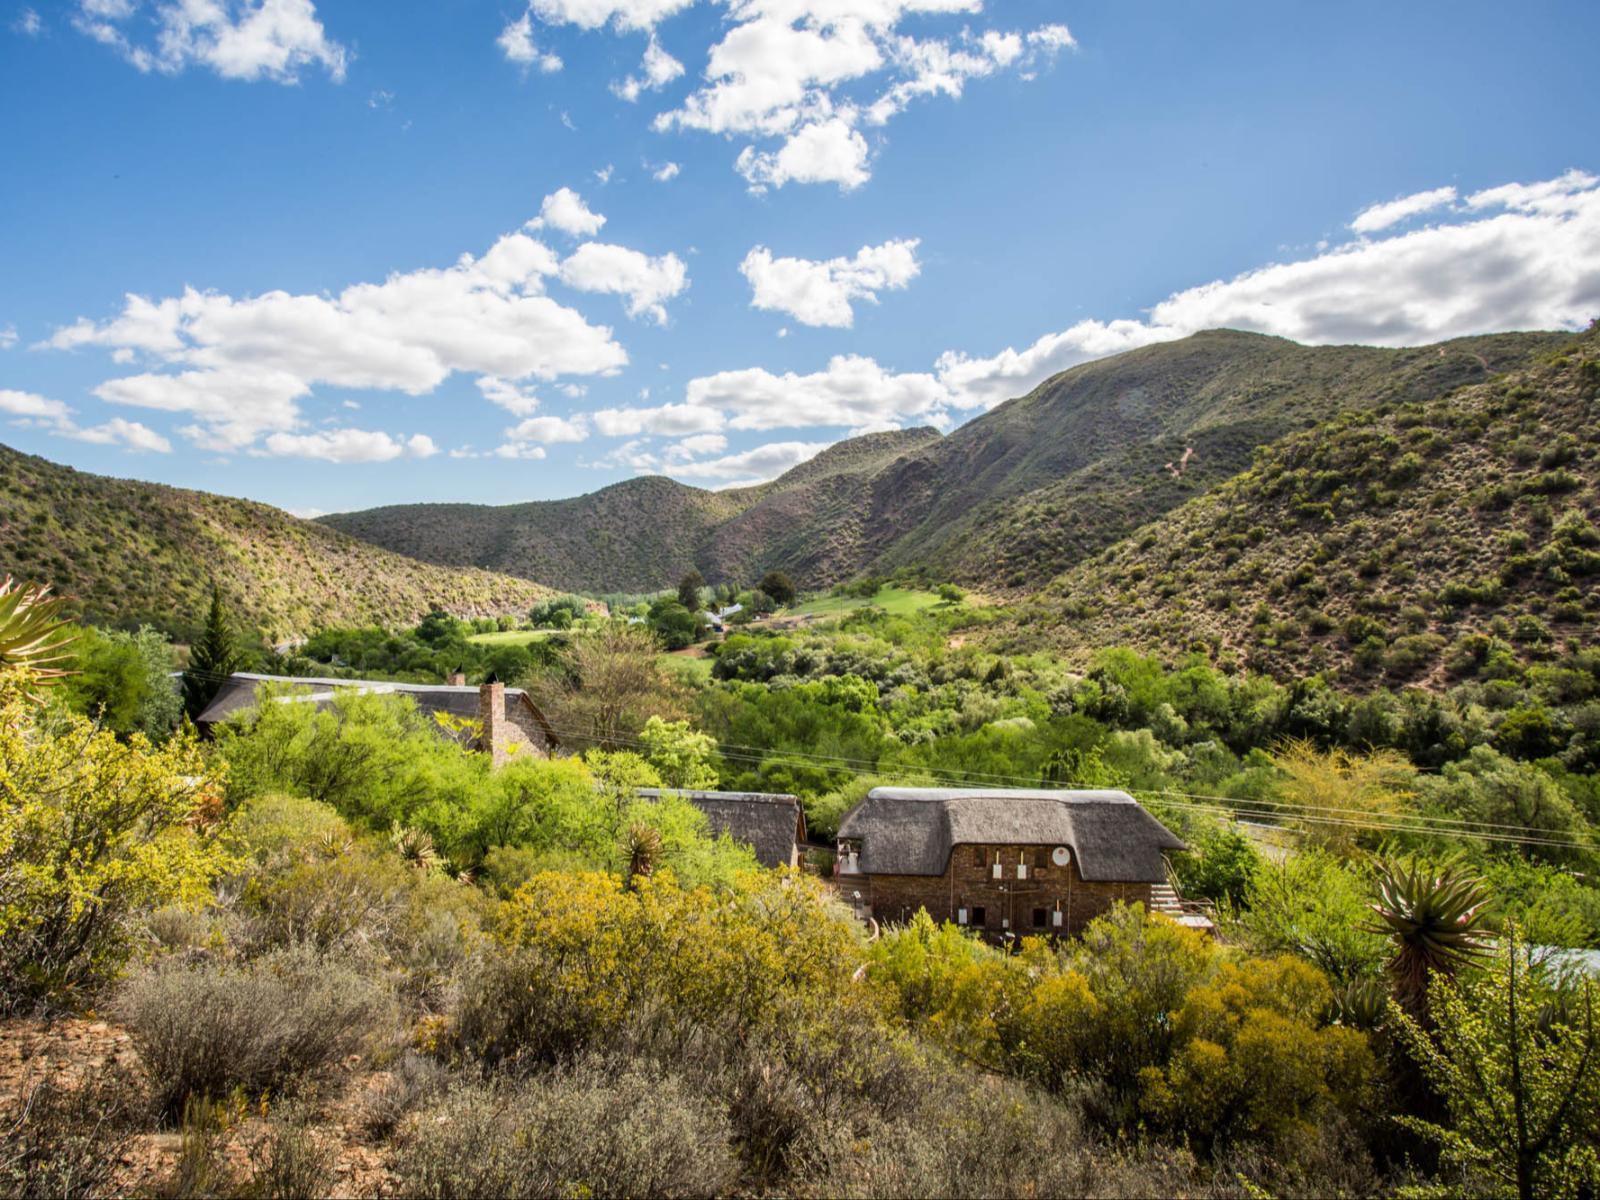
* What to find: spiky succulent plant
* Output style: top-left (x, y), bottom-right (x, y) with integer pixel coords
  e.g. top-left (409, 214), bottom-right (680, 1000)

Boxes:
top-left (626, 822), bottom-right (663, 883)
top-left (390, 826), bottom-right (440, 873)
top-left (0, 575), bottom-right (75, 685)
top-left (1369, 859), bottom-right (1491, 1011)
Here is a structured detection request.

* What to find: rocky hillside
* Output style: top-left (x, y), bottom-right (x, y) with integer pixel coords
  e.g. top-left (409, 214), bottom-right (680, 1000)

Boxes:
top-left (1013, 329), bottom-right (1600, 685)
top-left (323, 331), bottom-right (1566, 594)
top-left (0, 443), bottom-right (553, 640)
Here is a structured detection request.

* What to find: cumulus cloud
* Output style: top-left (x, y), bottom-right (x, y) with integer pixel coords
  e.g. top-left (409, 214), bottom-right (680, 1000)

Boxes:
top-left (72, 0), bottom-right (348, 83)
top-left (741, 237), bottom-right (920, 327)
top-left (639, 3), bottom-right (1071, 190)
top-left (528, 187), bottom-right (607, 236)
top-left (666, 439), bottom-right (831, 482)
top-left (735, 117), bottom-right (871, 193)
top-left (685, 169), bottom-right (1600, 430)
top-left (0, 388), bottom-right (171, 452)
top-left (664, 432), bottom-right (726, 460)
top-left (14, 8), bottom-right (41, 35)
top-left (42, 215), bottom-right (648, 453)
top-left (612, 35), bottom-right (683, 101)
top-left (651, 161), bottom-right (681, 182)
top-left (558, 242), bottom-right (688, 324)
top-left (497, 11), bottom-right (562, 71)
top-left (591, 402), bottom-right (723, 437)
top-left (522, 0), bottom-right (693, 32)
top-left (503, 414), bottom-right (589, 443)
top-left (1350, 185), bottom-right (1458, 234)
top-left (0, 326), bottom-right (16, 349)
top-left (687, 354), bottom-right (950, 431)
top-left (476, 376), bottom-right (543, 417)
top-left (259, 428), bottom-right (438, 463)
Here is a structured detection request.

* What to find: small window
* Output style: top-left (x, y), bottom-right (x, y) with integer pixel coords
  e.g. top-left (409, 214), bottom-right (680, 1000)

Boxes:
top-left (972, 846), bottom-right (984, 868)
top-left (1032, 907), bottom-right (1047, 928)
top-left (970, 906), bottom-right (987, 928)
top-left (1034, 848), bottom-right (1048, 869)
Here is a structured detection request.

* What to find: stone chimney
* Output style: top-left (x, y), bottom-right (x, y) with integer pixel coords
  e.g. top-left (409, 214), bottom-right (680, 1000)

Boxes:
top-left (448, 666), bottom-right (467, 686)
top-left (478, 676), bottom-right (508, 767)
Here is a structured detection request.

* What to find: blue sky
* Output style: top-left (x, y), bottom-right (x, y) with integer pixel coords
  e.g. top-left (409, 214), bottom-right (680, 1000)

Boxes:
top-left (2, 0), bottom-right (1597, 516)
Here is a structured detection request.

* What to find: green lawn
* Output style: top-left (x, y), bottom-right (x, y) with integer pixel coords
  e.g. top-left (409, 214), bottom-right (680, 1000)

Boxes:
top-left (659, 652), bottom-right (714, 682)
top-left (786, 586), bottom-right (948, 619)
top-left (466, 629), bottom-right (557, 646)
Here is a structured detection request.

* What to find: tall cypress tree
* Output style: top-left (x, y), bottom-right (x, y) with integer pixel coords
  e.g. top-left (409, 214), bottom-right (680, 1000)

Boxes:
top-left (182, 584), bottom-right (243, 721)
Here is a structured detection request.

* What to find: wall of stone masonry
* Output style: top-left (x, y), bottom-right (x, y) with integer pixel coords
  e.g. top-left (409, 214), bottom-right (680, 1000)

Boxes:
top-left (856, 843), bottom-right (1155, 937)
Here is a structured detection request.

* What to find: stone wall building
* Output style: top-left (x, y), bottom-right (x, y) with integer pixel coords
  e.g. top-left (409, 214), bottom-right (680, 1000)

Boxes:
top-left (636, 789), bottom-right (807, 869)
top-left (835, 787), bottom-right (1190, 938)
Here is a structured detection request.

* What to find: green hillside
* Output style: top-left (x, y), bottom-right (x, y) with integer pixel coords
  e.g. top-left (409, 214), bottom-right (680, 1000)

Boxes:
top-left (1014, 328), bottom-right (1600, 685)
top-left (0, 442), bottom-right (554, 641)
top-left (320, 428), bottom-right (943, 592)
top-left (322, 331), bottom-right (1566, 595)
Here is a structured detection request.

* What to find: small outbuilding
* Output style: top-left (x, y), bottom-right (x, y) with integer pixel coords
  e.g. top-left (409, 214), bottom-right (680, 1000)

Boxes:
top-left (835, 786), bottom-right (1190, 937)
top-left (636, 788), bottom-right (807, 870)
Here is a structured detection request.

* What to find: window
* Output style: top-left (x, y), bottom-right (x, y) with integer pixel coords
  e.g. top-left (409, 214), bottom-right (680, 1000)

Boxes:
top-left (1034, 848), bottom-right (1048, 869)
top-left (1032, 907), bottom-right (1047, 928)
top-left (970, 906), bottom-right (987, 928)
top-left (972, 846), bottom-right (984, 868)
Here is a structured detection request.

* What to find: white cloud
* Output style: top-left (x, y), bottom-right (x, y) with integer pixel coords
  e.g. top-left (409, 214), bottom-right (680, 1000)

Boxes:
top-left (503, 414), bottom-right (589, 443)
top-left (492, 442), bottom-right (548, 460)
top-left (0, 389), bottom-right (171, 452)
top-left (651, 161), bottom-right (680, 181)
top-left (45, 218), bottom-right (635, 452)
top-left (69, 417), bottom-right (173, 453)
top-left (260, 428), bottom-right (438, 463)
top-left (642, 3), bottom-right (1071, 190)
top-left (1350, 185), bottom-right (1457, 234)
top-left (558, 242), bottom-right (688, 324)
top-left (286, 505), bottom-right (326, 519)
top-left (594, 164), bottom-right (615, 185)
top-left (14, 8), bottom-right (41, 35)
top-left (736, 117), bottom-right (870, 193)
top-left (528, 187), bottom-right (607, 236)
top-left (591, 402), bottom-right (723, 437)
top-left (525, 0), bottom-right (694, 32)
top-left (740, 237), bottom-right (920, 327)
top-left (612, 34), bottom-right (683, 100)
top-left (477, 376), bottom-right (542, 416)
top-left (667, 439), bottom-right (831, 482)
top-left (665, 432), bottom-right (726, 460)
top-left (497, 11), bottom-right (563, 71)
top-left (687, 353), bottom-right (950, 432)
top-left (0, 389), bottom-right (71, 421)
top-left (0, 326), bottom-right (15, 349)
top-left (73, 0), bottom-right (349, 83)
top-left (938, 168), bottom-right (1600, 408)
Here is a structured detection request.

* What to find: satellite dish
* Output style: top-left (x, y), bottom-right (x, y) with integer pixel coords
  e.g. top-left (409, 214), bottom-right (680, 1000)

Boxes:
top-left (1051, 846), bottom-right (1071, 866)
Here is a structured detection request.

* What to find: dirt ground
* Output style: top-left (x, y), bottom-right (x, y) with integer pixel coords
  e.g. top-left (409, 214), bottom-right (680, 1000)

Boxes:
top-left (1, 1016), bottom-right (398, 1197)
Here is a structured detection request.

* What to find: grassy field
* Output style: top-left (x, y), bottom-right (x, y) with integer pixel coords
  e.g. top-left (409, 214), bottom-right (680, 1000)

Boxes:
top-left (660, 652), bottom-right (714, 682)
top-left (786, 586), bottom-right (949, 619)
top-left (466, 629), bottom-right (557, 646)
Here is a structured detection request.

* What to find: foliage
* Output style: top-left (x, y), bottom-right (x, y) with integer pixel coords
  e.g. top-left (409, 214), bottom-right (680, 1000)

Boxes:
top-left (181, 584), bottom-right (244, 721)
top-left (1269, 739), bottom-right (1416, 855)
top-left (0, 667), bottom-right (228, 1011)
top-left (1391, 931), bottom-right (1600, 1200)
top-left (637, 714), bottom-right (719, 788)
top-left (530, 622), bottom-right (684, 749)
top-left (116, 943), bottom-right (395, 1117)
top-left (0, 1066), bottom-right (149, 1199)
top-left (677, 569), bottom-right (705, 613)
top-left (1170, 821), bottom-right (1262, 907)
top-left (1369, 858), bottom-right (1492, 1013)
top-left (396, 1058), bottom-right (739, 1200)
top-left (1230, 850), bottom-right (1387, 986)
top-left (0, 576), bottom-right (75, 686)
top-left (62, 624), bottom-right (181, 740)
top-left (759, 570), bottom-right (796, 607)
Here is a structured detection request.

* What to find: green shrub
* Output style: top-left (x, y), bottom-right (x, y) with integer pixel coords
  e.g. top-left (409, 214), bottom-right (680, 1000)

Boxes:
top-left (116, 945), bottom-right (395, 1117)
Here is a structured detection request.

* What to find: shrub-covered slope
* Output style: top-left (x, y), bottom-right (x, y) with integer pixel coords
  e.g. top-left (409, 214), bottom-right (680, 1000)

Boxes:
top-left (324, 331), bottom-right (1565, 594)
top-left (1018, 330), bottom-right (1600, 685)
top-left (0, 442), bottom-right (553, 640)
top-left (321, 428), bottom-right (943, 593)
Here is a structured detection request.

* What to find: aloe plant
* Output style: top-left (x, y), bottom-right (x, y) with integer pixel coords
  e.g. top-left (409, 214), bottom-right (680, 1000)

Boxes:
top-left (0, 575), bottom-right (75, 684)
top-left (1369, 858), bottom-right (1491, 1011)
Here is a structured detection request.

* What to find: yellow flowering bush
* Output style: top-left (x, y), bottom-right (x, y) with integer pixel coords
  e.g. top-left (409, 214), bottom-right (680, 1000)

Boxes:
top-left (0, 667), bottom-right (231, 1008)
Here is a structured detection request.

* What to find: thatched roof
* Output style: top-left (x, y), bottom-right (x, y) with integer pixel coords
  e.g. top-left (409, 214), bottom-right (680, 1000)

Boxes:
top-left (637, 789), bottom-right (805, 869)
top-left (194, 673), bottom-right (557, 747)
top-left (836, 787), bottom-right (1185, 883)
